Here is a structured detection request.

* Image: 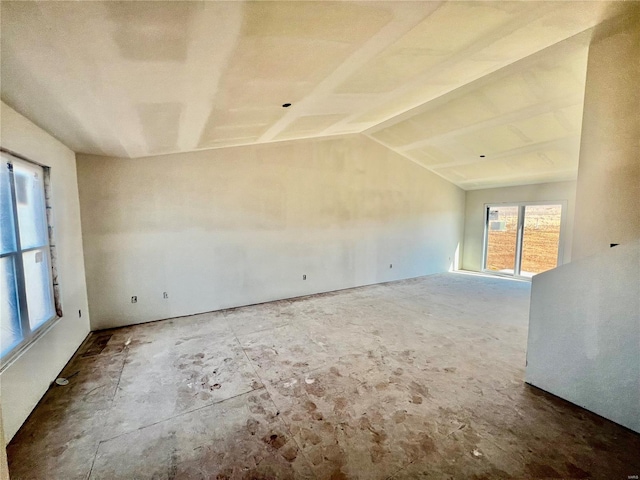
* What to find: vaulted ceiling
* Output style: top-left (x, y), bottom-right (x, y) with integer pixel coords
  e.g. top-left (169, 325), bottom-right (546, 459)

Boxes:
top-left (0, 1), bottom-right (629, 189)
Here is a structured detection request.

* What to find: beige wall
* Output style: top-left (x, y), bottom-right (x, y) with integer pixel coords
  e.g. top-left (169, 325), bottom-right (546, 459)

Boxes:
top-left (525, 8), bottom-right (640, 434)
top-left (77, 134), bottom-right (465, 330)
top-left (462, 181), bottom-right (576, 272)
top-left (572, 10), bottom-right (640, 260)
top-left (0, 404), bottom-right (8, 479)
top-left (0, 402), bottom-right (9, 480)
top-left (527, 239), bottom-right (640, 434)
top-left (0, 102), bottom-right (90, 443)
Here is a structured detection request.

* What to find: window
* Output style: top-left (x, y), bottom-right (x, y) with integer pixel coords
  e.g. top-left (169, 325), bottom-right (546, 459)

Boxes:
top-left (483, 202), bottom-right (565, 278)
top-left (1, 151), bottom-right (58, 362)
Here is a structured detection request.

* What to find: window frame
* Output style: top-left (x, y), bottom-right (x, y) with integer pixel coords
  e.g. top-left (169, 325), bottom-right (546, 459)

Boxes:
top-left (481, 200), bottom-right (567, 279)
top-left (1, 148), bottom-right (61, 369)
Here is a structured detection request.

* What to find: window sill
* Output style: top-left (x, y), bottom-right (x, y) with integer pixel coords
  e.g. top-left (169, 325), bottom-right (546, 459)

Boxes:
top-left (0, 314), bottom-right (62, 373)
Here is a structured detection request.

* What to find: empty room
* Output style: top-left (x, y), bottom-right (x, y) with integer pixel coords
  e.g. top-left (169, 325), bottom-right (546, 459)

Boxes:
top-left (0, 1), bottom-right (639, 479)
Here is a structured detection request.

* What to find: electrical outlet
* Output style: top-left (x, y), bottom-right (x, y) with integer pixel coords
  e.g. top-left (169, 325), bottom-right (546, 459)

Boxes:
top-left (131, 296), bottom-right (137, 304)
top-left (303, 274), bottom-right (307, 280)
top-left (163, 292), bottom-right (168, 299)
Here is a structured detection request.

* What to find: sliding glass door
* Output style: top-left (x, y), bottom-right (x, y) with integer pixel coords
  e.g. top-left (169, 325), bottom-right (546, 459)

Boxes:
top-left (483, 203), bottom-right (564, 277)
top-left (485, 206), bottom-right (519, 275)
top-left (520, 204), bottom-right (563, 276)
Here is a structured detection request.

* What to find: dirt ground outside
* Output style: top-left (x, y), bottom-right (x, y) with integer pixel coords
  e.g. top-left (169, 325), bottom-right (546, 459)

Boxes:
top-left (486, 205), bottom-right (561, 275)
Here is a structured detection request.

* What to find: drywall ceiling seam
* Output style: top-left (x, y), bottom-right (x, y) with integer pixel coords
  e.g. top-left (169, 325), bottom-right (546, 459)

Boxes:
top-left (257, 2), bottom-right (442, 143)
top-left (1, 2), bottom-right (133, 158)
top-left (459, 168), bottom-right (578, 191)
top-left (49, 2), bottom-right (143, 159)
top-left (394, 94), bottom-right (585, 154)
top-left (363, 28), bottom-right (593, 137)
top-left (363, 132), bottom-right (471, 191)
top-left (178, 3), bottom-right (243, 153)
top-left (81, 131), bottom-right (362, 162)
top-left (337, 2), bottom-right (560, 135)
top-left (428, 135), bottom-right (582, 170)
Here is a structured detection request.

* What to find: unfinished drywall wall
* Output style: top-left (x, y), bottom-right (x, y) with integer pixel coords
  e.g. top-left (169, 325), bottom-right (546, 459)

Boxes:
top-left (525, 6), bottom-right (640, 436)
top-left (572, 10), bottom-right (640, 260)
top-left (526, 239), bottom-right (640, 433)
top-left (0, 404), bottom-right (7, 480)
top-left (0, 102), bottom-right (90, 442)
top-left (461, 181), bottom-right (576, 272)
top-left (77, 134), bottom-right (465, 330)
top-left (0, 402), bottom-right (9, 480)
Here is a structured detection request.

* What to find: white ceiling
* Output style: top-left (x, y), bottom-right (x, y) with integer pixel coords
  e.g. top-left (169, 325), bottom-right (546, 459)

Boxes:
top-left (366, 35), bottom-right (590, 189)
top-left (0, 1), bottom-right (629, 189)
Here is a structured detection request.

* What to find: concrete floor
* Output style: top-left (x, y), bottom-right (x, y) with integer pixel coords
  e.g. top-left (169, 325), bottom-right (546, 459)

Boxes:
top-left (7, 273), bottom-right (640, 479)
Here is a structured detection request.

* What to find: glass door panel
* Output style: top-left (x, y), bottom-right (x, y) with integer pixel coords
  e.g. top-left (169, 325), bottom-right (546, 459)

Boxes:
top-left (520, 204), bottom-right (562, 276)
top-left (485, 206), bottom-right (519, 274)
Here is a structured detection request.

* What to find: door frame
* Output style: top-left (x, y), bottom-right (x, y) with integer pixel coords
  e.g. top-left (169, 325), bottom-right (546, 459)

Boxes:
top-left (481, 200), bottom-right (568, 279)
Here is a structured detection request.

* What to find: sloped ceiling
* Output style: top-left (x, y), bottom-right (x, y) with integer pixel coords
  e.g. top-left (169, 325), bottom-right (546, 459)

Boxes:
top-left (0, 1), bottom-right (628, 189)
top-left (366, 36), bottom-right (590, 189)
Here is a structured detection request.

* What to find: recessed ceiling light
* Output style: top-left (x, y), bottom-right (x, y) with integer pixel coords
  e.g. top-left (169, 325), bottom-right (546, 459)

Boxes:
top-left (282, 103), bottom-right (291, 108)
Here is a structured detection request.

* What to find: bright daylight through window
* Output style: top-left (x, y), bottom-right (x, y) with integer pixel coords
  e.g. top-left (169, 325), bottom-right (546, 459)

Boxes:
top-left (1, 151), bottom-right (57, 362)
top-left (484, 203), bottom-right (563, 278)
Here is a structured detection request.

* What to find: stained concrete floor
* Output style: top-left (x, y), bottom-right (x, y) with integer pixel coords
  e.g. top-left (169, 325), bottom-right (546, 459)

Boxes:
top-left (7, 272), bottom-right (640, 479)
